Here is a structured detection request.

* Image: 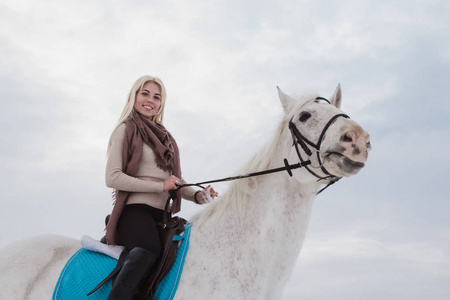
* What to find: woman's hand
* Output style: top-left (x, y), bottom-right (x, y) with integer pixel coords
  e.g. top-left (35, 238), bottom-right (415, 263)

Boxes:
top-left (195, 185), bottom-right (218, 204)
top-left (163, 175), bottom-right (181, 191)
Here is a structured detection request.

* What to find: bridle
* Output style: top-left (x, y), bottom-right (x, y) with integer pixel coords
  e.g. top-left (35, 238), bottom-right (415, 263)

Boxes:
top-left (288, 97), bottom-right (349, 193)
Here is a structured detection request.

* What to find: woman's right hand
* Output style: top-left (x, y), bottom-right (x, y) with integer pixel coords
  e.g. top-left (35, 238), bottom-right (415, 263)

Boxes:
top-left (163, 175), bottom-right (181, 191)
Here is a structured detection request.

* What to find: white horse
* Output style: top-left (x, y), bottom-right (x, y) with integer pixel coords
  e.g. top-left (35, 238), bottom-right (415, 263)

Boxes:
top-left (0, 85), bottom-right (370, 300)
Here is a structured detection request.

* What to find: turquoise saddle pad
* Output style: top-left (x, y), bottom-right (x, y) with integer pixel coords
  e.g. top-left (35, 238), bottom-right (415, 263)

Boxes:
top-left (53, 224), bottom-right (192, 300)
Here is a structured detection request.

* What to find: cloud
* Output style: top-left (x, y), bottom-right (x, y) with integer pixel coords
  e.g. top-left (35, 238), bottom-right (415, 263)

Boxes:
top-left (1, 0), bottom-right (450, 299)
top-left (284, 226), bottom-right (450, 299)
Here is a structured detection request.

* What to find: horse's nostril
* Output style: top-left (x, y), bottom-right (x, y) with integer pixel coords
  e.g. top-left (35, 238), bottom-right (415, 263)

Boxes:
top-left (342, 133), bottom-right (353, 143)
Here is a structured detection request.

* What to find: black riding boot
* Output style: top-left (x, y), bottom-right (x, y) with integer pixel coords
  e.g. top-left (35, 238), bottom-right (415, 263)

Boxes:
top-left (108, 247), bottom-right (158, 300)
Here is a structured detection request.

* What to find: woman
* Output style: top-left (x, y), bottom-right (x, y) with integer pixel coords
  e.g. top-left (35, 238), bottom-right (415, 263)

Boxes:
top-left (104, 75), bottom-right (217, 299)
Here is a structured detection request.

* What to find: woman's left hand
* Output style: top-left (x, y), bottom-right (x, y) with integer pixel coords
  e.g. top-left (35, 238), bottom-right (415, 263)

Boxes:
top-left (195, 185), bottom-right (218, 204)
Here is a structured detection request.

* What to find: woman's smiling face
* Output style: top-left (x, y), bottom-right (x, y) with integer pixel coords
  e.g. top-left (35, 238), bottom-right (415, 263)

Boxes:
top-left (134, 81), bottom-right (162, 119)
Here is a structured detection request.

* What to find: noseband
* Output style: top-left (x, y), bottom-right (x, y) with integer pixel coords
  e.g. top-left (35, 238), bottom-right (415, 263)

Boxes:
top-left (289, 97), bottom-right (349, 193)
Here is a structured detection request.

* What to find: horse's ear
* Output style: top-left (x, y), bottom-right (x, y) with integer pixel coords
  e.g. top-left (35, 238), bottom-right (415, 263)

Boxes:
top-left (329, 84), bottom-right (342, 109)
top-left (277, 86), bottom-right (294, 113)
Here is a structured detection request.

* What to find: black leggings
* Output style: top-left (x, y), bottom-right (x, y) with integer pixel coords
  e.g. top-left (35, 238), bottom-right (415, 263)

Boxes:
top-left (117, 204), bottom-right (163, 256)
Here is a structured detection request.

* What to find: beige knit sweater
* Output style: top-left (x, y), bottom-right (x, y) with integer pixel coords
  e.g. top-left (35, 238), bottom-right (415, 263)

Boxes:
top-left (105, 123), bottom-right (196, 210)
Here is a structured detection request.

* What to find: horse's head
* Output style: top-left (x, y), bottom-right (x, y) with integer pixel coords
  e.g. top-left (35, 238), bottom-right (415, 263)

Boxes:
top-left (278, 85), bottom-right (371, 182)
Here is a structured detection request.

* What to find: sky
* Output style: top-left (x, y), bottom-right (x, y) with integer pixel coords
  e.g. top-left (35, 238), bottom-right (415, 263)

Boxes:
top-left (1, 0), bottom-right (449, 299)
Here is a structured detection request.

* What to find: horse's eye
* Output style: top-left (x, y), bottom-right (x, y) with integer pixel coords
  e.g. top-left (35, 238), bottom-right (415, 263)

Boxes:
top-left (299, 111), bottom-right (312, 122)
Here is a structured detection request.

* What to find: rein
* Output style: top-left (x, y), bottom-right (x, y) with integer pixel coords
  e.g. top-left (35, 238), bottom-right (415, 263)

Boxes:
top-left (177, 159), bottom-right (312, 190)
top-left (161, 159), bottom-right (311, 227)
top-left (166, 96), bottom-right (350, 215)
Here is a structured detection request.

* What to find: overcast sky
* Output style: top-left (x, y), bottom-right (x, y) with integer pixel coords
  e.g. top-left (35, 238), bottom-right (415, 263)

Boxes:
top-left (1, 0), bottom-right (449, 299)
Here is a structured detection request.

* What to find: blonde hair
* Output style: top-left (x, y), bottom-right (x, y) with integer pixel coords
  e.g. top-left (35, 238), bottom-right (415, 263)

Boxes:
top-left (107, 75), bottom-right (167, 153)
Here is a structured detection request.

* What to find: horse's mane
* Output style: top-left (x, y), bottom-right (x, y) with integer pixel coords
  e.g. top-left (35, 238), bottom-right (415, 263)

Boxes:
top-left (192, 93), bottom-right (318, 227)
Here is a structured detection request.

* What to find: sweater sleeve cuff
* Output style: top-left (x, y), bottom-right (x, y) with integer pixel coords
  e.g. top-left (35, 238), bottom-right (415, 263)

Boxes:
top-left (154, 181), bottom-right (165, 193)
top-left (182, 187), bottom-right (197, 202)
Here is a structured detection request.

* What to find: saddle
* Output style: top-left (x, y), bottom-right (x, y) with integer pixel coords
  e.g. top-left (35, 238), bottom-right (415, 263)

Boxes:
top-left (91, 213), bottom-right (187, 300)
top-left (144, 215), bottom-right (187, 299)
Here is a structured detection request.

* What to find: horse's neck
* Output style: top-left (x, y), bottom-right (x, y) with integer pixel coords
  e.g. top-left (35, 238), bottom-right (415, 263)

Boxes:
top-left (245, 137), bottom-right (319, 232)
top-left (248, 173), bottom-right (317, 243)
top-left (220, 166), bottom-right (318, 259)
top-left (188, 139), bottom-right (321, 296)
top-left (211, 133), bottom-right (320, 248)
top-left (225, 172), bottom-right (318, 288)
